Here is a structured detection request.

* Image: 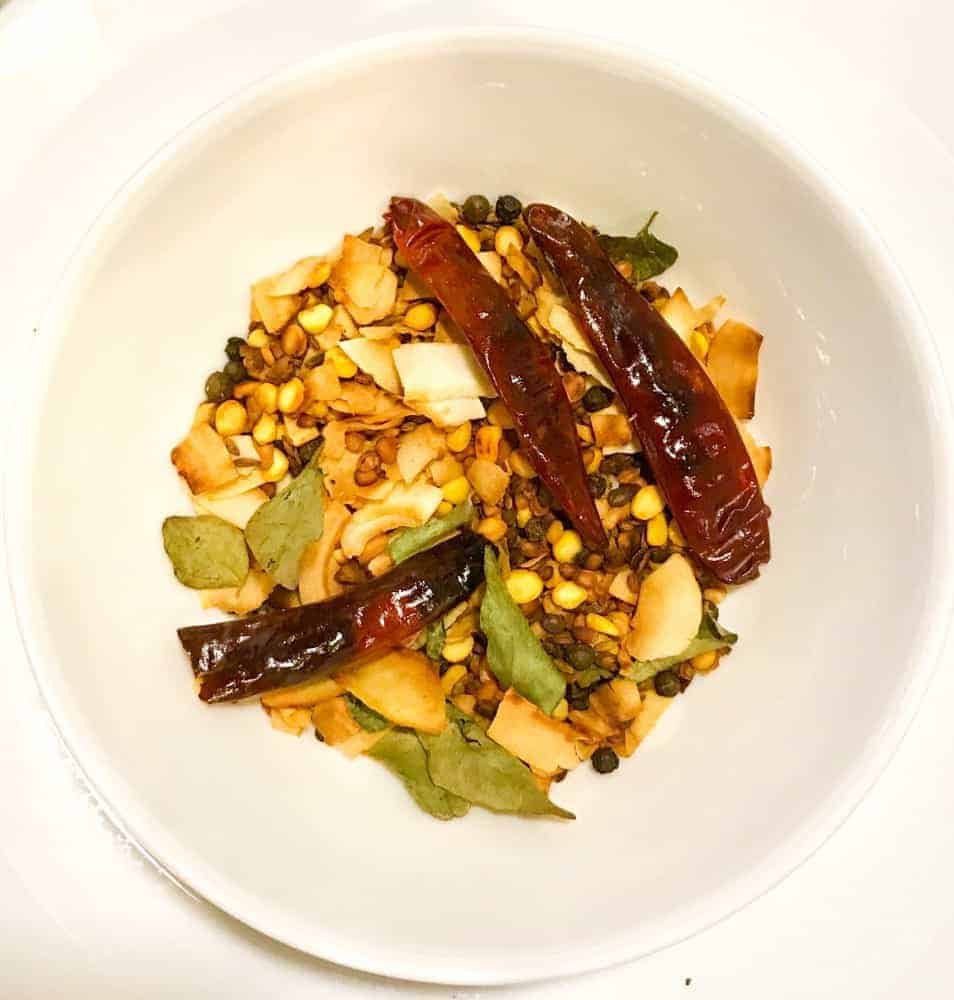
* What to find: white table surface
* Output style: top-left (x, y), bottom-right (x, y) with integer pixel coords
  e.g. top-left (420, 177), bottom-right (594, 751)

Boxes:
top-left (2, 1), bottom-right (953, 996)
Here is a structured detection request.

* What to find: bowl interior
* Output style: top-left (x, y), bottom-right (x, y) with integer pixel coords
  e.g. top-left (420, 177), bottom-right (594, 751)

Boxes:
top-left (15, 35), bottom-right (949, 983)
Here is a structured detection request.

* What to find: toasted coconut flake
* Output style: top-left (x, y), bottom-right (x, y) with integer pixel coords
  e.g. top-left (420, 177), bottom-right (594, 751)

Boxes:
top-left (588, 679), bottom-right (642, 728)
top-left (737, 420), bottom-right (772, 487)
top-left (283, 415), bottom-right (319, 447)
top-left (330, 235), bottom-right (398, 325)
top-left (411, 398), bottom-right (486, 427)
top-left (426, 191), bottom-right (458, 223)
top-left (339, 482), bottom-right (442, 558)
top-left (303, 360), bottom-right (341, 403)
top-left (477, 251), bottom-right (504, 284)
top-left (193, 486), bottom-right (267, 529)
top-left (261, 677), bottom-right (342, 710)
top-left (488, 689), bottom-right (580, 775)
top-left (331, 382), bottom-right (384, 416)
top-left (561, 342), bottom-right (613, 388)
top-left (657, 288), bottom-right (726, 343)
top-left (200, 568), bottom-right (274, 614)
top-left (299, 501), bottom-right (350, 604)
top-left (393, 343), bottom-right (496, 401)
top-left (609, 568), bottom-right (640, 604)
top-left (269, 256), bottom-right (330, 296)
top-left (341, 649), bottom-right (446, 734)
top-left (626, 553), bottom-right (702, 661)
top-left (171, 423), bottom-right (237, 494)
top-left (251, 277), bottom-right (300, 333)
top-left (339, 338), bottom-right (402, 395)
top-left (707, 319), bottom-right (763, 419)
top-left (397, 423), bottom-right (447, 483)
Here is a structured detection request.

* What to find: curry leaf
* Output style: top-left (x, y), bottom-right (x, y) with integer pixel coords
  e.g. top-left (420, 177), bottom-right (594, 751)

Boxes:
top-left (424, 621), bottom-right (446, 662)
top-left (388, 500), bottom-right (474, 565)
top-left (244, 457), bottom-right (324, 589)
top-left (162, 515), bottom-right (249, 589)
top-left (598, 212), bottom-right (678, 283)
top-left (480, 548), bottom-right (566, 713)
top-left (344, 694), bottom-right (390, 733)
top-left (420, 706), bottom-right (574, 820)
top-left (627, 612), bottom-right (737, 683)
top-left (368, 729), bottom-right (470, 820)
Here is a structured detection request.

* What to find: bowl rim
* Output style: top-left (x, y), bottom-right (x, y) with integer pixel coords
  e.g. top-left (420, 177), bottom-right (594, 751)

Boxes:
top-left (5, 24), bottom-right (954, 986)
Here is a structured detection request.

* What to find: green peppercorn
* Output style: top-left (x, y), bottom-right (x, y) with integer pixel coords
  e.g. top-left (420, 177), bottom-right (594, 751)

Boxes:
top-left (495, 194), bottom-right (522, 223)
top-left (204, 371), bottom-right (233, 403)
top-left (525, 516), bottom-right (549, 541)
top-left (542, 614), bottom-right (565, 634)
top-left (461, 194), bottom-right (491, 226)
top-left (225, 336), bottom-right (246, 361)
top-left (537, 484), bottom-right (553, 507)
top-left (223, 359), bottom-right (247, 382)
top-left (607, 484), bottom-right (638, 507)
top-left (649, 547), bottom-right (670, 563)
top-left (582, 385), bottom-right (614, 412)
top-left (654, 669), bottom-right (681, 697)
top-left (501, 508), bottom-right (517, 526)
top-left (587, 473), bottom-right (608, 498)
top-left (591, 747), bottom-right (619, 774)
top-left (566, 643), bottom-right (596, 670)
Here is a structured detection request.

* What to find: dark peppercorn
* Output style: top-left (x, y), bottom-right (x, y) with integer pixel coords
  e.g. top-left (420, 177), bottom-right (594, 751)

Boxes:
top-left (541, 639), bottom-right (564, 659)
top-left (542, 614), bottom-right (565, 634)
top-left (607, 484), bottom-right (638, 507)
top-left (225, 336), bottom-right (246, 361)
top-left (223, 359), bottom-right (247, 383)
top-left (461, 194), bottom-right (491, 226)
top-left (600, 453), bottom-right (632, 476)
top-left (654, 669), bottom-right (681, 697)
top-left (566, 643), bottom-right (596, 669)
top-left (587, 474), bottom-right (608, 498)
top-left (582, 385), bottom-right (614, 412)
top-left (496, 194), bottom-right (522, 223)
top-left (567, 685), bottom-right (590, 711)
top-left (525, 516), bottom-right (549, 541)
top-left (591, 747), bottom-right (620, 774)
top-left (204, 371), bottom-right (233, 403)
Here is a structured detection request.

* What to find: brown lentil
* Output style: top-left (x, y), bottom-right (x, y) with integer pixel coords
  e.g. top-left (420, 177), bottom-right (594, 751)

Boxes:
top-left (374, 436), bottom-right (398, 464)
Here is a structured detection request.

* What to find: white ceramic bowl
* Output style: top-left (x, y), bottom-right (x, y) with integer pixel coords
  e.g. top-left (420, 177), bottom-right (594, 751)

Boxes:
top-left (7, 29), bottom-right (953, 985)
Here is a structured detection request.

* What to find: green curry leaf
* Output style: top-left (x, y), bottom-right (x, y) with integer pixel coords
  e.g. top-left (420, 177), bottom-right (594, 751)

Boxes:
top-left (627, 612), bottom-right (737, 683)
top-left (244, 456), bottom-right (324, 589)
top-left (424, 621), bottom-right (446, 662)
top-left (162, 515), bottom-right (249, 589)
top-left (344, 694), bottom-right (390, 733)
top-left (480, 548), bottom-right (566, 713)
top-left (597, 212), bottom-right (678, 283)
top-left (420, 706), bottom-right (574, 820)
top-left (388, 501), bottom-right (474, 565)
top-left (368, 729), bottom-right (470, 820)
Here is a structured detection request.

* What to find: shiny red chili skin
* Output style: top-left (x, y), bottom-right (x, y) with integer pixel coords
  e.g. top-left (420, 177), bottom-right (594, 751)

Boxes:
top-left (525, 204), bottom-right (770, 584)
top-left (388, 197), bottom-right (606, 550)
top-left (179, 534), bottom-right (485, 703)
